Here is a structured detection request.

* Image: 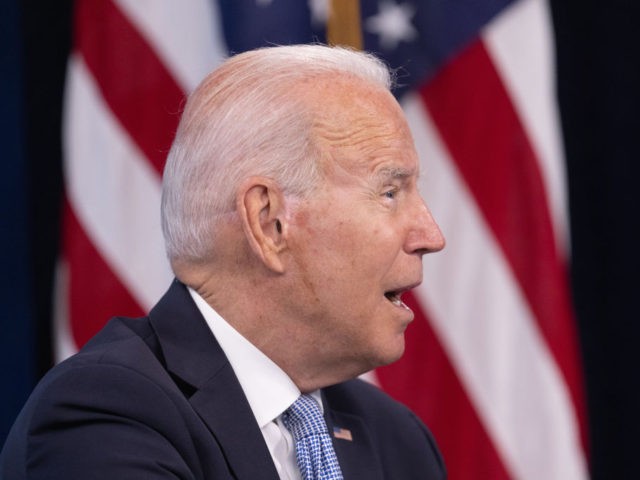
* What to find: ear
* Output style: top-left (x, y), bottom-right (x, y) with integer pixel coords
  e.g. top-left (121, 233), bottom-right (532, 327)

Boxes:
top-left (236, 176), bottom-right (288, 273)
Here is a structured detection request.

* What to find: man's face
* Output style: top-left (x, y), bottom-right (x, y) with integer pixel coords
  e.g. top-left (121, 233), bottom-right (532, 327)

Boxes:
top-left (285, 78), bottom-right (445, 376)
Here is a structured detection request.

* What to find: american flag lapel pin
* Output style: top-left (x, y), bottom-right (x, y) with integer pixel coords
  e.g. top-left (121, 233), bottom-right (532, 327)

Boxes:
top-left (333, 426), bottom-right (353, 442)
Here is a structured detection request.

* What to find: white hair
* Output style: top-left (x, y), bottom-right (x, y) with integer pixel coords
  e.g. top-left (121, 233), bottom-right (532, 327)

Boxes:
top-left (161, 44), bottom-right (393, 264)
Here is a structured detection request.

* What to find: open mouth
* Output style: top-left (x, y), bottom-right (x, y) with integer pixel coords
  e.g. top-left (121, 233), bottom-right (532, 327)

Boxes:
top-left (384, 290), bottom-right (410, 309)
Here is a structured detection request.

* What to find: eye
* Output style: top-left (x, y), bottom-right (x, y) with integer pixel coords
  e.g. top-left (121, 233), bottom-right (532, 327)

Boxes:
top-left (383, 188), bottom-right (398, 200)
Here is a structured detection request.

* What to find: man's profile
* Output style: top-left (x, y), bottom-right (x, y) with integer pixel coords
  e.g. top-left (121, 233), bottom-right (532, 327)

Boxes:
top-left (1, 44), bottom-right (446, 479)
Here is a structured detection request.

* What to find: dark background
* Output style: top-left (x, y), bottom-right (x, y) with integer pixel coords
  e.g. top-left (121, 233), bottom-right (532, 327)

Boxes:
top-left (2, 1), bottom-right (639, 478)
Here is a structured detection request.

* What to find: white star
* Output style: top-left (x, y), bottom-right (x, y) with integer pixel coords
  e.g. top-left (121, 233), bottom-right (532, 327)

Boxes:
top-left (365, 1), bottom-right (418, 51)
top-left (308, 0), bottom-right (330, 26)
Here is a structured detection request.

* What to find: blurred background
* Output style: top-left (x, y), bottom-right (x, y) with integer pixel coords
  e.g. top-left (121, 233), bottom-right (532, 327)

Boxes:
top-left (1, 0), bottom-right (639, 478)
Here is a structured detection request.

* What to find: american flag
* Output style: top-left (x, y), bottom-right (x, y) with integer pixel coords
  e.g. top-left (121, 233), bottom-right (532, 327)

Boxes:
top-left (333, 426), bottom-right (354, 442)
top-left (59, 0), bottom-right (588, 478)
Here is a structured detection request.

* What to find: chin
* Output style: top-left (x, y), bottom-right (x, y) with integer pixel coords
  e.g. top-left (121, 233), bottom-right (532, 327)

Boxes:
top-left (372, 339), bottom-right (406, 368)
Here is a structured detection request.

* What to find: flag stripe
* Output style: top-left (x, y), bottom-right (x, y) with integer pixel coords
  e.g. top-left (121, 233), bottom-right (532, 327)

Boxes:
top-left (403, 90), bottom-right (587, 478)
top-left (482, 0), bottom-right (570, 254)
top-left (419, 37), bottom-right (585, 440)
top-left (63, 200), bottom-right (144, 348)
top-left (377, 294), bottom-right (512, 480)
top-left (482, 0), bottom-right (588, 452)
top-left (113, 0), bottom-right (225, 93)
top-left (74, 0), bottom-right (184, 175)
top-left (63, 55), bottom-right (172, 313)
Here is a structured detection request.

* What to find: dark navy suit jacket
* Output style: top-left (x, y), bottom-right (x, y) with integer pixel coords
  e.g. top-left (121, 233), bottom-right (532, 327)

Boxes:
top-left (1, 281), bottom-right (446, 479)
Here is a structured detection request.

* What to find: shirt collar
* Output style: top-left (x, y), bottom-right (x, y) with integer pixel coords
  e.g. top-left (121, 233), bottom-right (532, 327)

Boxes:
top-left (189, 288), bottom-right (318, 427)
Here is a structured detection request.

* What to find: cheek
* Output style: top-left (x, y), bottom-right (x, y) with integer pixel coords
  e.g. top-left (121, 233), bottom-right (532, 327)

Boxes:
top-left (291, 203), bottom-right (398, 295)
top-left (300, 214), bottom-right (362, 262)
top-left (321, 223), bottom-right (399, 289)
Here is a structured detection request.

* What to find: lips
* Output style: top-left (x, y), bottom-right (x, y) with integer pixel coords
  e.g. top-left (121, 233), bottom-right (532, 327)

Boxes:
top-left (384, 287), bottom-right (413, 310)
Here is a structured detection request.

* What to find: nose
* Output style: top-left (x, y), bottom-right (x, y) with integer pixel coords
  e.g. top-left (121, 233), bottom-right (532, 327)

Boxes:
top-left (404, 198), bottom-right (445, 256)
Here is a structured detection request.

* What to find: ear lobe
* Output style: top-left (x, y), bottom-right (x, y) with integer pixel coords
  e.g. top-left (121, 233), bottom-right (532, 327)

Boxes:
top-left (237, 177), bottom-right (287, 273)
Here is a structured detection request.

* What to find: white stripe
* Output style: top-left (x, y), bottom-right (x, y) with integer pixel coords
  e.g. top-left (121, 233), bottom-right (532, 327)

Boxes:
top-left (482, 0), bottom-right (570, 256)
top-left (63, 55), bottom-right (172, 312)
top-left (52, 259), bottom-right (78, 361)
top-left (114, 0), bottom-right (226, 93)
top-left (402, 94), bottom-right (588, 480)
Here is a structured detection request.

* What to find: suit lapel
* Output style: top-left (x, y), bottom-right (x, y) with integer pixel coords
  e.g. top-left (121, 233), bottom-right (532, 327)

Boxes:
top-left (149, 281), bottom-right (279, 480)
top-left (190, 367), bottom-right (280, 479)
top-left (324, 396), bottom-right (385, 480)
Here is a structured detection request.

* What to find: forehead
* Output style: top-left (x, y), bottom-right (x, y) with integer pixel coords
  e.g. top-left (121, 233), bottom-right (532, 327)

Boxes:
top-left (307, 76), bottom-right (418, 178)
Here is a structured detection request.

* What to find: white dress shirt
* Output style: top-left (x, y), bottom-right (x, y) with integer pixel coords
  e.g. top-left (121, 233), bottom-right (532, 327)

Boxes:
top-left (189, 288), bottom-right (323, 480)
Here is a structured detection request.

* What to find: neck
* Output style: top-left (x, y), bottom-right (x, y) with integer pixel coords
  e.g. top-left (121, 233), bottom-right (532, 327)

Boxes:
top-left (179, 262), bottom-right (370, 393)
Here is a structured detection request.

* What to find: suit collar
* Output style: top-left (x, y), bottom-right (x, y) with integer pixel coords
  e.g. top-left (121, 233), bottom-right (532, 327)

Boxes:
top-left (189, 287), bottom-right (301, 429)
top-left (149, 281), bottom-right (384, 480)
top-left (148, 280), bottom-right (280, 480)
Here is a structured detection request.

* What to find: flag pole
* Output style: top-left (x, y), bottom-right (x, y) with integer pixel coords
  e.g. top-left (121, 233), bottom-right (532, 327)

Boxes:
top-left (327, 0), bottom-right (363, 50)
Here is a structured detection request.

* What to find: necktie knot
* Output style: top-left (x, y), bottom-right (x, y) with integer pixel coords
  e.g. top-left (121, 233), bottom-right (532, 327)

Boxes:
top-left (282, 394), bottom-right (328, 440)
top-left (281, 394), bottom-right (344, 480)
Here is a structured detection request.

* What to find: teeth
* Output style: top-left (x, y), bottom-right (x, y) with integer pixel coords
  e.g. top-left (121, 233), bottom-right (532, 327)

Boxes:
top-left (386, 292), bottom-right (409, 309)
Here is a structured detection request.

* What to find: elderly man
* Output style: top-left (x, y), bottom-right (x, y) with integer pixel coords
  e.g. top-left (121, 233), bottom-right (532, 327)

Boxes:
top-left (1, 45), bottom-right (446, 479)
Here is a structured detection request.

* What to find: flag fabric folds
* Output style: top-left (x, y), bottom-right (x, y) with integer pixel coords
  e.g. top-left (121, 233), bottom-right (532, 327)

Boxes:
top-left (59, 1), bottom-right (588, 478)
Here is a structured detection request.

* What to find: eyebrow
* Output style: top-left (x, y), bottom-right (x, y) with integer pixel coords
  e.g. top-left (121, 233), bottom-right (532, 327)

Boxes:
top-left (374, 166), bottom-right (418, 181)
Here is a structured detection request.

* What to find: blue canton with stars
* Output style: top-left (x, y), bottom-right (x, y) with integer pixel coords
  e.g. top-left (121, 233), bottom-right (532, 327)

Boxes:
top-left (215, 0), bottom-right (516, 98)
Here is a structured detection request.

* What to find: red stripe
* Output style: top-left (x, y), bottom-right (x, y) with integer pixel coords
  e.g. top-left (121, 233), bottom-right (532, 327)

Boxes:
top-left (63, 0), bottom-right (183, 347)
top-left (74, 0), bottom-right (185, 175)
top-left (377, 293), bottom-right (512, 480)
top-left (419, 39), bottom-right (588, 449)
top-left (62, 200), bottom-right (145, 348)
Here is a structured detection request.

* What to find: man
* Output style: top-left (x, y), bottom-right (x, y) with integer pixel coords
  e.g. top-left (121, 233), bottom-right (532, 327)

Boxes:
top-left (2, 44), bottom-right (446, 479)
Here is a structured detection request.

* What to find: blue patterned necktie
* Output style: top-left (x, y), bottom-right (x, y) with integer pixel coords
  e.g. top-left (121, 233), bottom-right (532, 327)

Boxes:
top-left (281, 394), bottom-right (344, 480)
